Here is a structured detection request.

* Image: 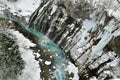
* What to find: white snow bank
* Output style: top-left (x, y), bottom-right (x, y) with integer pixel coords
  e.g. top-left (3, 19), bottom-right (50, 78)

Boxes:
top-left (0, 0), bottom-right (40, 16)
top-left (7, 29), bottom-right (41, 80)
top-left (65, 62), bottom-right (79, 80)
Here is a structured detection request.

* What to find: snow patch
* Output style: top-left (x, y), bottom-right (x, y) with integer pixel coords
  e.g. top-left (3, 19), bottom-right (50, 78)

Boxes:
top-left (65, 62), bottom-right (79, 80)
top-left (7, 29), bottom-right (41, 80)
top-left (1, 0), bottom-right (40, 16)
top-left (45, 61), bottom-right (52, 65)
top-left (50, 4), bottom-right (58, 15)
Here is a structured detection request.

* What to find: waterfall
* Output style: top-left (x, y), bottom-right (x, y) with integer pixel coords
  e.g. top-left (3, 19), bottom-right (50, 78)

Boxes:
top-left (0, 14), bottom-right (67, 80)
top-left (28, 0), bottom-right (120, 79)
top-left (1, 0), bottom-right (120, 79)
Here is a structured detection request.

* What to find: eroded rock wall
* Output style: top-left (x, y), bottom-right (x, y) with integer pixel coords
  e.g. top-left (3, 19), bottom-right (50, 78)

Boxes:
top-left (29, 0), bottom-right (120, 79)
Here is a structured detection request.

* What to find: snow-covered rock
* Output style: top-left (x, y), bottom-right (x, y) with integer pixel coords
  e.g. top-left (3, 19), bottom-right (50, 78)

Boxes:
top-left (1, 0), bottom-right (120, 79)
top-left (29, 0), bottom-right (120, 79)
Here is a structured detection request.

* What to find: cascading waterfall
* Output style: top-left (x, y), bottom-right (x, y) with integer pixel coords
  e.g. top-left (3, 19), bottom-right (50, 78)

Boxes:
top-left (1, 0), bottom-right (120, 79)
top-left (27, 0), bottom-right (120, 79)
top-left (0, 14), bottom-right (67, 80)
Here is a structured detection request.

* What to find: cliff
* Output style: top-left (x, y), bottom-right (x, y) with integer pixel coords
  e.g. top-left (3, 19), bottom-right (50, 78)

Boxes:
top-left (0, 0), bottom-right (120, 80)
top-left (29, 0), bottom-right (120, 79)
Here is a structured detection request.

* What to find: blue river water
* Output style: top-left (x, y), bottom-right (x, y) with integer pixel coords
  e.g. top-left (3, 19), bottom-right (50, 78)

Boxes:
top-left (0, 15), bottom-right (67, 80)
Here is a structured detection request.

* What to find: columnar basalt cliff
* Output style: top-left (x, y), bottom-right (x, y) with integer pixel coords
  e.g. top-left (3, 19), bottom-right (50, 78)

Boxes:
top-left (29, 0), bottom-right (120, 79)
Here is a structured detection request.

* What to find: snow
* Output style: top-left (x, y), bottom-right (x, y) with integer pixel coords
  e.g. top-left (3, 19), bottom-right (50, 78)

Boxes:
top-left (65, 62), bottom-right (79, 80)
top-left (90, 31), bottom-right (113, 59)
top-left (50, 4), bottom-right (58, 15)
top-left (0, 0), bottom-right (40, 16)
top-left (45, 61), bottom-right (52, 65)
top-left (7, 29), bottom-right (41, 80)
top-left (1, 0), bottom-right (120, 79)
top-left (111, 79), bottom-right (120, 80)
top-left (113, 28), bottom-right (120, 36)
top-left (34, 52), bottom-right (41, 59)
top-left (87, 0), bottom-right (120, 20)
top-left (89, 76), bottom-right (97, 80)
top-left (82, 19), bottom-right (97, 32)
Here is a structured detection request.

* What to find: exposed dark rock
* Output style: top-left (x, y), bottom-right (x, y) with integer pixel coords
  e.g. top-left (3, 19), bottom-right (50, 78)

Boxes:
top-left (1, 0), bottom-right (120, 79)
top-left (109, 35), bottom-right (120, 56)
top-left (28, 0), bottom-right (120, 79)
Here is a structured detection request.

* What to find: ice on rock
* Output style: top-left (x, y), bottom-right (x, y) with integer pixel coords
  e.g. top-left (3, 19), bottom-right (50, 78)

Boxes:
top-left (65, 62), bottom-right (79, 80)
top-left (50, 4), bottom-right (58, 16)
top-left (1, 0), bottom-right (120, 79)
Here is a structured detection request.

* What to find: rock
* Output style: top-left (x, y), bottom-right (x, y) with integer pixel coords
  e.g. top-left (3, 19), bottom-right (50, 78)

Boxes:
top-left (109, 35), bottom-right (120, 56)
top-left (7, 0), bottom-right (17, 2)
top-left (28, 0), bottom-right (120, 79)
top-left (1, 0), bottom-right (120, 79)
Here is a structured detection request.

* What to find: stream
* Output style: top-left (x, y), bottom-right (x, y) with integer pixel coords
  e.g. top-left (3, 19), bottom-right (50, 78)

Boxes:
top-left (0, 14), bottom-right (68, 80)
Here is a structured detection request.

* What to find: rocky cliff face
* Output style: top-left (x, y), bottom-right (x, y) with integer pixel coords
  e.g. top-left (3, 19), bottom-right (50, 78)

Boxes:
top-left (0, 0), bottom-right (120, 80)
top-left (29, 0), bottom-right (120, 79)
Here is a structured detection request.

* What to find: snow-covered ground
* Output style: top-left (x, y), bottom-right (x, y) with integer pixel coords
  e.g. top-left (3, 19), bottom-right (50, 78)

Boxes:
top-left (0, 0), bottom-right (41, 79)
top-left (7, 29), bottom-right (41, 80)
top-left (0, 0), bottom-right (40, 16)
